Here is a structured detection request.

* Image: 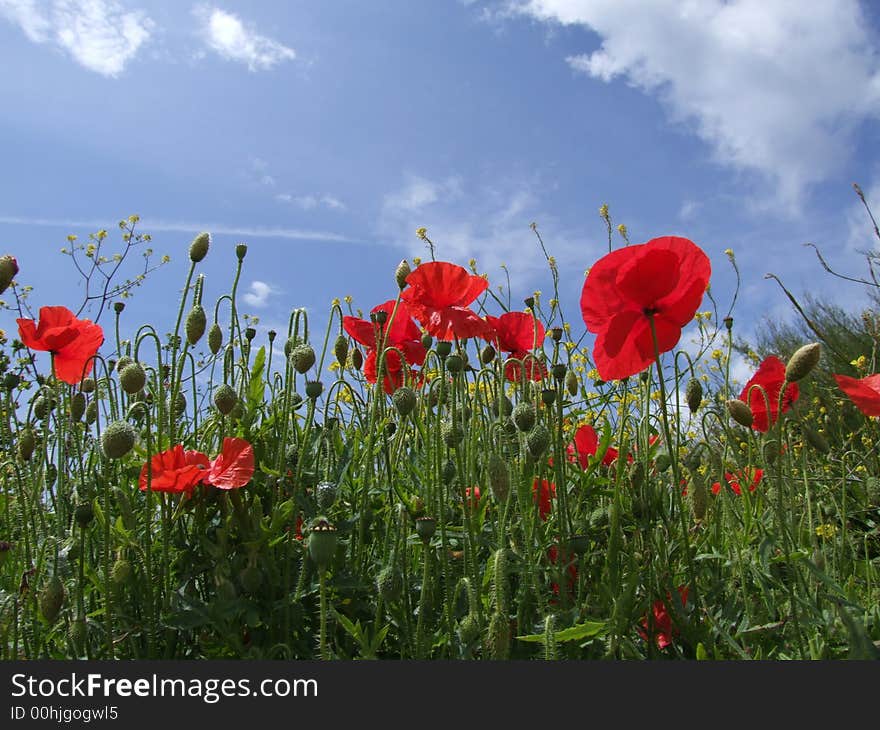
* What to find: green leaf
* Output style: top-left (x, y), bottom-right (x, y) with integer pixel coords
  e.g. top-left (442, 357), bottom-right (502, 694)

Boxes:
top-left (517, 620), bottom-right (607, 644)
top-left (247, 346), bottom-right (266, 410)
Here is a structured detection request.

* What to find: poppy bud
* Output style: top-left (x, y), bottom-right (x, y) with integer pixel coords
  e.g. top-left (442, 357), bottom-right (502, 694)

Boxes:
top-left (111, 558), bottom-right (131, 584)
top-left (421, 333), bottom-right (433, 350)
top-left (686, 378), bottom-right (703, 413)
top-left (101, 420), bottom-right (136, 459)
top-left (80, 376), bottom-right (96, 394)
top-left (415, 516), bottom-right (436, 543)
top-left (445, 353), bottom-right (464, 373)
top-left (690, 476), bottom-right (708, 522)
top-left (289, 343), bottom-right (316, 374)
top-left (185, 305), bottom-right (207, 345)
top-left (170, 392), bottom-right (187, 419)
top-left (115, 356), bottom-right (133, 374)
top-left (526, 423), bottom-right (551, 458)
top-left (801, 424), bottom-right (830, 455)
top-left (491, 395), bottom-right (513, 418)
top-left (351, 348), bottom-right (364, 370)
top-left (213, 383), bottom-right (238, 415)
top-left (487, 453), bottom-right (510, 501)
top-left (392, 386), bottom-right (417, 417)
top-left (442, 420), bottom-right (465, 448)
top-left (85, 400), bottom-right (98, 425)
top-left (3, 372), bottom-right (20, 391)
top-left (33, 393), bottom-right (55, 420)
top-left (17, 428), bottom-right (36, 462)
top-left (235, 243), bottom-right (248, 261)
top-left (480, 344), bottom-right (496, 364)
top-left (395, 259), bottom-right (412, 289)
top-left (512, 402), bottom-right (536, 432)
top-left (0, 254), bottom-right (18, 294)
top-left (785, 342), bottom-right (821, 383)
top-left (268, 329), bottom-right (277, 343)
top-left (726, 399), bottom-right (754, 428)
top-left (334, 335), bottom-right (349, 367)
top-left (565, 369), bottom-right (578, 396)
top-left (119, 363), bottom-right (146, 395)
top-left (317, 481), bottom-right (337, 510)
top-left (245, 327), bottom-right (256, 342)
top-left (39, 576), bottom-right (65, 624)
top-left (376, 566), bottom-right (402, 603)
top-left (189, 232), bottom-right (210, 263)
top-left (113, 301), bottom-right (125, 314)
top-left (208, 323), bottom-right (223, 355)
top-left (69, 392), bottom-right (86, 422)
top-left (436, 341), bottom-right (452, 358)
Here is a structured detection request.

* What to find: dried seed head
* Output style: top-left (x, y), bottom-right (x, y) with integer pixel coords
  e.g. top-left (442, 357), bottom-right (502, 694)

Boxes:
top-left (415, 516), bottom-right (437, 543)
top-left (785, 342), bottom-right (821, 383)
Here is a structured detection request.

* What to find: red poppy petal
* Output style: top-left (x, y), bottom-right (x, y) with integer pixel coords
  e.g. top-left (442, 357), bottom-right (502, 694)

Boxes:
top-left (573, 424), bottom-right (599, 469)
top-left (207, 437), bottom-right (255, 489)
top-left (616, 248), bottom-right (680, 310)
top-left (403, 262), bottom-right (487, 308)
top-left (834, 373), bottom-right (880, 417)
top-left (488, 311), bottom-right (545, 353)
top-left (581, 246), bottom-right (640, 328)
top-left (342, 316), bottom-right (377, 349)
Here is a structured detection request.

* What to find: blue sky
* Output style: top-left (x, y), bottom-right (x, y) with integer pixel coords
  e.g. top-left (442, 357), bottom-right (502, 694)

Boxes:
top-left (2, 0), bottom-right (880, 384)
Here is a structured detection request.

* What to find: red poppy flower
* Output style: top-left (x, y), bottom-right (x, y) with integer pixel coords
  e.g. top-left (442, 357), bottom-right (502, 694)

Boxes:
top-left (834, 373), bottom-right (880, 417)
top-left (484, 311), bottom-right (547, 382)
top-left (639, 585), bottom-right (689, 650)
top-left (711, 467), bottom-right (763, 496)
top-left (343, 300), bottom-right (426, 394)
top-left (401, 261), bottom-right (496, 341)
top-left (740, 356), bottom-right (799, 432)
top-left (139, 445), bottom-right (211, 495)
top-left (17, 306), bottom-right (104, 385)
top-left (464, 486), bottom-right (482, 508)
top-left (205, 437), bottom-right (255, 489)
top-left (294, 514), bottom-right (304, 541)
top-left (565, 424), bottom-right (625, 468)
top-left (580, 236), bottom-right (711, 381)
top-left (532, 478), bottom-right (556, 521)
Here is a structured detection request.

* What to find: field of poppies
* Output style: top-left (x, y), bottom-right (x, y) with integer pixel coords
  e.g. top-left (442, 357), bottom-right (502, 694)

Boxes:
top-left (0, 215), bottom-right (879, 660)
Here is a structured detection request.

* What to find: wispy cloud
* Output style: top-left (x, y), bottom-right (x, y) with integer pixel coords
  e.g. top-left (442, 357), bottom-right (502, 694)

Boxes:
top-left (510, 0), bottom-right (880, 213)
top-left (275, 193), bottom-right (347, 211)
top-left (242, 280), bottom-right (276, 308)
top-left (0, 215), bottom-right (359, 243)
top-left (194, 5), bottom-right (295, 71)
top-left (0, 0), bottom-right (154, 77)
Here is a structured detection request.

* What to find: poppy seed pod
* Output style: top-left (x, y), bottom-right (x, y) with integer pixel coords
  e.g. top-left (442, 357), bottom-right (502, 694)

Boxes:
top-left (119, 362), bottom-right (146, 395)
top-left (445, 353), bottom-right (464, 373)
top-left (235, 243), bottom-right (248, 261)
top-left (421, 333), bottom-right (433, 351)
top-left (436, 340), bottom-right (452, 358)
top-left (317, 481), bottom-right (337, 510)
top-left (395, 259), bottom-right (412, 289)
top-left (552, 363), bottom-right (567, 381)
top-left (415, 516), bottom-right (437, 543)
top-left (189, 232), bottom-right (210, 262)
top-left (113, 301), bottom-right (125, 314)
top-left (0, 254), bottom-right (18, 294)
top-left (480, 344), bottom-right (496, 365)
top-left (101, 420), bottom-right (136, 459)
top-left (785, 342), bottom-right (821, 383)
top-left (487, 453), bottom-right (510, 501)
top-left (185, 305), bottom-right (207, 345)
top-left (74, 501), bottom-right (94, 528)
top-left (308, 520), bottom-right (337, 569)
top-left (207, 322), bottom-right (223, 355)
top-left (726, 399), bottom-right (754, 428)
top-left (305, 380), bottom-right (323, 399)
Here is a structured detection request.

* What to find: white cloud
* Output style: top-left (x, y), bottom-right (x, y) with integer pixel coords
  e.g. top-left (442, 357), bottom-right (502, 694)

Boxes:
top-left (379, 173), bottom-right (593, 294)
top-left (510, 0), bottom-right (880, 212)
top-left (678, 199), bottom-right (700, 222)
top-left (242, 280), bottom-right (276, 308)
top-left (276, 193), bottom-right (347, 211)
top-left (195, 5), bottom-right (295, 71)
top-left (0, 214), bottom-right (359, 243)
top-left (0, 0), bottom-right (153, 77)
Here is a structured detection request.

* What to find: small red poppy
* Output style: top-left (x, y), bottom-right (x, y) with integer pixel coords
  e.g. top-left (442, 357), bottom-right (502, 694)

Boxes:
top-left (547, 543), bottom-right (578, 597)
top-left (834, 373), bottom-right (880, 417)
top-left (711, 467), bottom-right (763, 496)
top-left (580, 236), bottom-right (711, 381)
top-left (343, 300), bottom-right (426, 394)
top-left (638, 585), bottom-right (689, 650)
top-left (532, 478), bottom-right (556, 521)
top-left (17, 305), bottom-right (104, 385)
top-left (464, 486), bottom-right (482, 508)
top-left (138, 445), bottom-right (211, 495)
top-left (401, 261), bottom-right (496, 341)
top-left (484, 311), bottom-right (547, 382)
top-left (740, 356), bottom-right (799, 432)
